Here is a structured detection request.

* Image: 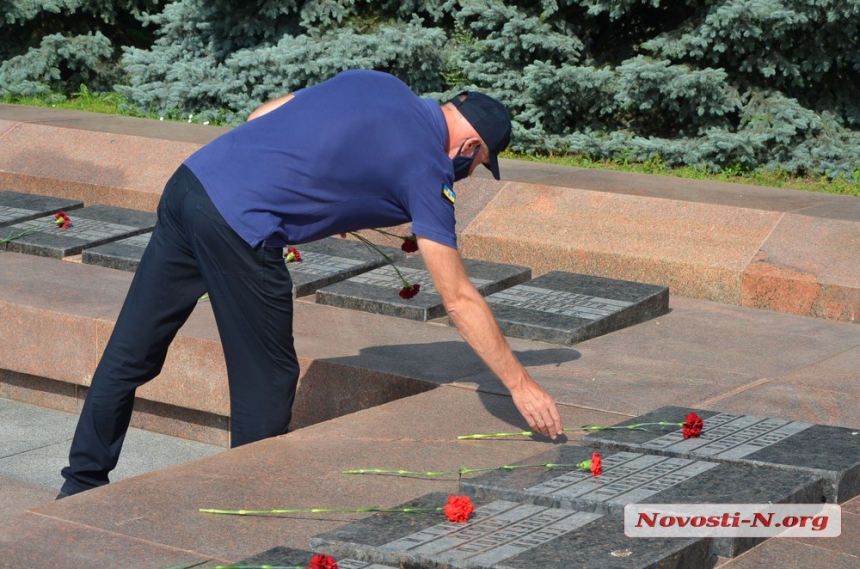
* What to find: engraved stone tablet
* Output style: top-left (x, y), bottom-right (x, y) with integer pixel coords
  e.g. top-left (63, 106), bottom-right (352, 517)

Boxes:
top-left (310, 492), bottom-right (710, 569)
top-left (0, 191), bottom-right (83, 228)
top-left (460, 446), bottom-right (825, 557)
top-left (286, 238), bottom-right (406, 298)
top-left (234, 546), bottom-right (398, 568)
top-left (583, 406), bottom-right (860, 503)
top-left (480, 272), bottom-right (669, 344)
top-left (1, 204), bottom-right (156, 259)
top-left (316, 257), bottom-right (531, 322)
top-left (82, 232), bottom-right (152, 272)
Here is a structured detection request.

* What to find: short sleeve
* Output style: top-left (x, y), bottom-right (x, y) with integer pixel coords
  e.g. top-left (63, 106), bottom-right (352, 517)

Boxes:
top-left (405, 166), bottom-right (457, 249)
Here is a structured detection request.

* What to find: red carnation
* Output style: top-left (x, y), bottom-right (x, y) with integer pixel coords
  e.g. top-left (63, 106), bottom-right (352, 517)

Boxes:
top-left (401, 235), bottom-right (418, 253)
top-left (443, 495), bottom-right (474, 523)
top-left (285, 247), bottom-right (302, 262)
top-left (590, 452), bottom-right (603, 476)
top-left (54, 211), bottom-right (71, 228)
top-left (307, 553), bottom-right (338, 569)
top-left (399, 283), bottom-right (420, 299)
top-left (682, 412), bottom-right (704, 439)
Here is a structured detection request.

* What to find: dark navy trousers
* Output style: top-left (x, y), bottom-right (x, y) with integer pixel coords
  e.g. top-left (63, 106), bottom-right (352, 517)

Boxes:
top-left (61, 165), bottom-right (299, 495)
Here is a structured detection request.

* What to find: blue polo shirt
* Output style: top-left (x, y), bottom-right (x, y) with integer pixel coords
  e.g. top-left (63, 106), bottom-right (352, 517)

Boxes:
top-left (184, 70), bottom-right (457, 249)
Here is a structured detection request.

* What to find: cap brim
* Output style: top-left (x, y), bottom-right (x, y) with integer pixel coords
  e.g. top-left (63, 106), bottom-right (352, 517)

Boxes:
top-left (485, 153), bottom-right (501, 180)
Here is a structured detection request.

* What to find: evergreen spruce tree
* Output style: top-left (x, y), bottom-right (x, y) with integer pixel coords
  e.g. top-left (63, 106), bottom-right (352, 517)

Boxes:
top-left (0, 0), bottom-right (160, 98)
top-left (1, 0), bottom-right (857, 178)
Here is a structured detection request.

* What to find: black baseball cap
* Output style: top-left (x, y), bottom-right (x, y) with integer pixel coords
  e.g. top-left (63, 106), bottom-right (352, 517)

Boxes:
top-left (451, 91), bottom-right (511, 180)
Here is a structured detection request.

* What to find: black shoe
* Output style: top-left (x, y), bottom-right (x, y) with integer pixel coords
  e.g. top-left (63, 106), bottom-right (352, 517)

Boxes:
top-left (55, 491), bottom-right (69, 500)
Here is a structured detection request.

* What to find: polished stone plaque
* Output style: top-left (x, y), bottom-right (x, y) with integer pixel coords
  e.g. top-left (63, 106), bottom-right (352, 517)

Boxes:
top-left (482, 271), bottom-right (669, 344)
top-left (310, 492), bottom-right (709, 568)
top-left (0, 191), bottom-right (82, 228)
top-left (584, 406), bottom-right (860, 502)
top-left (2, 204), bottom-right (156, 258)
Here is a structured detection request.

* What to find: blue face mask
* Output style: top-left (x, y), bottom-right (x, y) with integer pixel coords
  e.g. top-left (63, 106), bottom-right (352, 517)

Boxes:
top-left (452, 141), bottom-right (480, 182)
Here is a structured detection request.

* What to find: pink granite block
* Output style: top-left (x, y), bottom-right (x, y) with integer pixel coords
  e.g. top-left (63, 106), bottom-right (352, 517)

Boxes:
top-left (0, 301), bottom-right (99, 385)
top-left (459, 182), bottom-right (782, 304)
top-left (32, 388), bottom-right (621, 561)
top-left (789, 512), bottom-right (860, 559)
top-left (742, 214), bottom-right (860, 322)
top-left (0, 122), bottom-right (201, 211)
top-left (0, 511), bottom-right (222, 569)
top-left (0, 103), bottom-right (227, 144)
top-left (776, 345), bottom-right (860, 398)
top-left (0, 477), bottom-right (56, 516)
top-left (845, 497), bottom-right (860, 515)
top-left (290, 359), bottom-right (436, 430)
top-left (0, 369), bottom-right (81, 415)
top-left (718, 539), bottom-right (858, 568)
top-left (129, 397), bottom-right (230, 447)
top-left (456, 346), bottom-right (763, 417)
top-left (570, 295), bottom-right (860, 379)
top-left (706, 380), bottom-right (860, 431)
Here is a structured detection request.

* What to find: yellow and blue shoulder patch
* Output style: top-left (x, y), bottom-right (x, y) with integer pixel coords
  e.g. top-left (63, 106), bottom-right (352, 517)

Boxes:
top-left (441, 184), bottom-right (456, 205)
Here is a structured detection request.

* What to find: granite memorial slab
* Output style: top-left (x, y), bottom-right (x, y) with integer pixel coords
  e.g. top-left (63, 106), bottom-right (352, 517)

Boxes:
top-left (479, 272), bottom-right (669, 345)
top-left (459, 445), bottom-right (825, 557)
top-left (583, 406), bottom-right (860, 503)
top-left (0, 191), bottom-right (83, 229)
top-left (234, 545), bottom-right (399, 568)
top-left (82, 232), bottom-right (152, 272)
top-left (310, 492), bottom-right (710, 569)
top-left (286, 237), bottom-right (407, 298)
top-left (316, 257), bottom-right (531, 321)
top-left (1, 204), bottom-right (156, 258)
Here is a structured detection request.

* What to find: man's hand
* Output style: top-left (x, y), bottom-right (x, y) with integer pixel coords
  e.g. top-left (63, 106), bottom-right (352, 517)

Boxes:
top-left (509, 378), bottom-right (563, 438)
top-left (416, 236), bottom-right (563, 439)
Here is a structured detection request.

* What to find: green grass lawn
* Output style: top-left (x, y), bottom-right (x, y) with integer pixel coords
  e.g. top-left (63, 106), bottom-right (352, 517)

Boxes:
top-left (6, 90), bottom-right (858, 197)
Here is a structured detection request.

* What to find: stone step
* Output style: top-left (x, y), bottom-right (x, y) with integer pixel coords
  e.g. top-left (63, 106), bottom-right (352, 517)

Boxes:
top-left (2, 104), bottom-right (859, 323)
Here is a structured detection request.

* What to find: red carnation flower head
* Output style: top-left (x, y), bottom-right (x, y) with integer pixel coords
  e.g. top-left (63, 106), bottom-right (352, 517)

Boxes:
top-left (307, 553), bottom-right (338, 569)
top-left (54, 211), bottom-right (71, 228)
top-left (682, 412), bottom-right (704, 439)
top-left (590, 452), bottom-right (603, 476)
top-left (401, 234), bottom-right (419, 253)
top-left (399, 283), bottom-right (420, 299)
top-left (285, 247), bottom-right (302, 262)
top-left (443, 494), bottom-right (474, 523)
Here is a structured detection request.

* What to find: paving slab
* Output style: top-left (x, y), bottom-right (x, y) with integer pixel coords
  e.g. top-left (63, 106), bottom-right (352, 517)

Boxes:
top-left (716, 538), bottom-right (859, 568)
top-left (482, 271), bottom-right (669, 344)
top-left (582, 406), bottom-right (860, 503)
top-left (21, 388), bottom-right (624, 563)
top-left (316, 255), bottom-right (531, 321)
top-left (459, 445), bottom-right (825, 557)
top-left (81, 231), bottom-right (151, 272)
top-left (0, 511), bottom-right (222, 569)
top-left (310, 491), bottom-right (710, 569)
top-left (0, 190), bottom-right (83, 228)
top-left (1, 204), bottom-right (155, 258)
top-left (287, 237), bottom-right (406, 298)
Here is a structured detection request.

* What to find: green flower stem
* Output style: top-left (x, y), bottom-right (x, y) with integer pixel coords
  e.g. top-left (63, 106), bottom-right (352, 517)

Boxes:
top-left (1, 225), bottom-right (41, 243)
top-left (349, 232), bottom-right (414, 288)
top-left (199, 506), bottom-right (443, 516)
top-left (213, 565), bottom-right (301, 569)
top-left (370, 228), bottom-right (411, 241)
top-left (343, 462), bottom-right (592, 478)
top-left (457, 422), bottom-right (668, 440)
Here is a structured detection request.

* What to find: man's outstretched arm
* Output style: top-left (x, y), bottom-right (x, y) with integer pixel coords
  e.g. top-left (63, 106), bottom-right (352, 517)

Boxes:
top-left (416, 236), bottom-right (563, 438)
